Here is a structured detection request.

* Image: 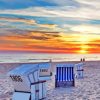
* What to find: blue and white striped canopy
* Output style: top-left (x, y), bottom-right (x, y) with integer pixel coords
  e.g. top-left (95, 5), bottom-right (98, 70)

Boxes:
top-left (56, 64), bottom-right (74, 81)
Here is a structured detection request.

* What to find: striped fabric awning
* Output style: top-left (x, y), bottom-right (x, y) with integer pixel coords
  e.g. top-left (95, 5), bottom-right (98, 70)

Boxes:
top-left (56, 67), bottom-right (74, 81)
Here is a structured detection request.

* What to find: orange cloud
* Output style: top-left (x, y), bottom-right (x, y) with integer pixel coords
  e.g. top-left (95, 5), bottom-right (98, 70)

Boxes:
top-left (38, 24), bottom-right (58, 29)
top-left (0, 30), bottom-right (100, 54)
top-left (0, 17), bottom-right (37, 25)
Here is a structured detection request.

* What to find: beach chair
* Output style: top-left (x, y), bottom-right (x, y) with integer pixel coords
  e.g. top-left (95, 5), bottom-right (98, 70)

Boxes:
top-left (75, 63), bottom-right (84, 79)
top-left (7, 63), bottom-right (48, 100)
top-left (55, 64), bottom-right (75, 88)
top-left (38, 62), bottom-right (52, 81)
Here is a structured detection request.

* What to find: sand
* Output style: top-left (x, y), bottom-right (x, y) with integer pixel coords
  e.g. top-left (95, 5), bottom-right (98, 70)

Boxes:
top-left (0, 61), bottom-right (100, 100)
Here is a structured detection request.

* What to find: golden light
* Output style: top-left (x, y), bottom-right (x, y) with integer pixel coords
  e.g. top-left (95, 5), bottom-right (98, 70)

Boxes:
top-left (79, 49), bottom-right (87, 54)
top-left (71, 25), bottom-right (100, 34)
top-left (60, 34), bottom-right (91, 44)
top-left (76, 34), bottom-right (91, 44)
top-left (77, 45), bottom-right (89, 54)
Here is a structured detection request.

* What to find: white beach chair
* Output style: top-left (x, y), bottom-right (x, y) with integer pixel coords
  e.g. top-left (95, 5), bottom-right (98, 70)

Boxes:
top-left (7, 63), bottom-right (51, 100)
top-left (75, 63), bottom-right (84, 79)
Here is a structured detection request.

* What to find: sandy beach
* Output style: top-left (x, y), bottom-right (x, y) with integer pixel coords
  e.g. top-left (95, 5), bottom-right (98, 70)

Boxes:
top-left (0, 61), bottom-right (100, 100)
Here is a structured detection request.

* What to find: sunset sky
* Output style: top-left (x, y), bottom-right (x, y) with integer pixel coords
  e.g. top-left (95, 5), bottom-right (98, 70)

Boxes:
top-left (0, 0), bottom-right (100, 54)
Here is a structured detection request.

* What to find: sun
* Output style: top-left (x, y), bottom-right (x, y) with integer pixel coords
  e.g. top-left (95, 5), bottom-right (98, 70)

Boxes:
top-left (75, 34), bottom-right (90, 54)
top-left (59, 33), bottom-right (91, 54)
top-left (77, 45), bottom-right (89, 54)
top-left (78, 49), bottom-right (87, 54)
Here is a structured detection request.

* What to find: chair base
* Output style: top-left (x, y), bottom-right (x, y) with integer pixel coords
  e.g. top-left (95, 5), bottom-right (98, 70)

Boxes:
top-left (55, 81), bottom-right (75, 88)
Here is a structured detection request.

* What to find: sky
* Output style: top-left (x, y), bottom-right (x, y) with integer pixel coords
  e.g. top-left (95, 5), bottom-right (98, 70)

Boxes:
top-left (0, 0), bottom-right (100, 54)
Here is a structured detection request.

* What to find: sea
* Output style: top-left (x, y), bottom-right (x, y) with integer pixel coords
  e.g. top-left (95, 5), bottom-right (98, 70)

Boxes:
top-left (0, 53), bottom-right (100, 63)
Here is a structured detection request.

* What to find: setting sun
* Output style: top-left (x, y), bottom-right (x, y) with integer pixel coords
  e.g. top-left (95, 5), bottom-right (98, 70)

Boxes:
top-left (78, 49), bottom-right (88, 54)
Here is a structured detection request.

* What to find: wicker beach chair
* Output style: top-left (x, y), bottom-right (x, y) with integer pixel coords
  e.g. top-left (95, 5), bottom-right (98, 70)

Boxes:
top-left (55, 64), bottom-right (75, 88)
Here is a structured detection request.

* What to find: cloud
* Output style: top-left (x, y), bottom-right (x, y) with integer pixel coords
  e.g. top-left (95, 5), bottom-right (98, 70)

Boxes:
top-left (0, 4), bottom-right (100, 20)
top-left (0, 0), bottom-right (100, 53)
top-left (71, 24), bottom-right (100, 34)
top-left (0, 17), bottom-right (37, 25)
top-left (38, 24), bottom-right (58, 29)
top-left (0, 29), bottom-right (66, 53)
top-left (0, 28), bottom-right (100, 53)
top-left (75, 0), bottom-right (100, 8)
top-left (27, 31), bottom-right (60, 40)
top-left (58, 24), bottom-right (100, 34)
top-left (0, 28), bottom-right (29, 36)
top-left (0, 0), bottom-right (100, 20)
top-left (0, 16), bottom-right (60, 32)
top-left (0, 29), bottom-right (60, 40)
top-left (42, 0), bottom-right (78, 6)
top-left (25, 44), bottom-right (79, 51)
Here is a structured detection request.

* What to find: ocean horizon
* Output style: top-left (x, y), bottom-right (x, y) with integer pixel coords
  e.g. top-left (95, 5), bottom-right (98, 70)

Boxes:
top-left (0, 53), bottom-right (100, 63)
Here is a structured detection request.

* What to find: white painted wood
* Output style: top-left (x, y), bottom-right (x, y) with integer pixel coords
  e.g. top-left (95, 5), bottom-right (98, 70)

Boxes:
top-left (39, 83), bottom-right (43, 99)
top-left (31, 85), bottom-right (36, 100)
top-left (12, 92), bottom-right (30, 100)
top-left (43, 82), bottom-right (47, 98)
